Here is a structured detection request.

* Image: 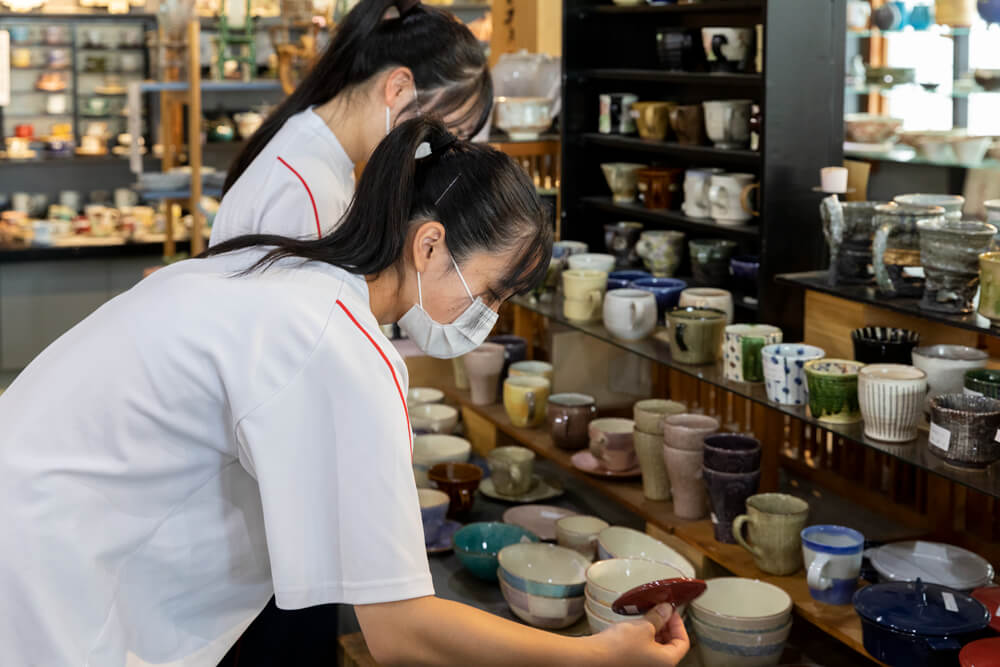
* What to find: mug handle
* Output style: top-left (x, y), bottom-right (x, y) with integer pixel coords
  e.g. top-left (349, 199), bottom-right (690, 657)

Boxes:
top-left (591, 431), bottom-right (608, 458)
top-left (629, 301), bottom-right (639, 328)
top-left (674, 321), bottom-right (689, 352)
top-left (708, 183), bottom-right (727, 212)
top-left (740, 183), bottom-right (760, 217)
top-left (872, 221), bottom-right (894, 295)
top-left (807, 552), bottom-right (833, 591)
top-left (526, 390), bottom-right (537, 424)
top-left (731, 514), bottom-right (762, 559)
top-left (711, 33), bottom-right (729, 62)
top-left (587, 288), bottom-right (603, 311)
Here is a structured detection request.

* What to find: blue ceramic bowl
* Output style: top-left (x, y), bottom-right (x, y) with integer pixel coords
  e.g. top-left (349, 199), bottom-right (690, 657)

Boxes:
top-left (453, 522), bottom-right (539, 582)
top-left (609, 270), bottom-right (652, 283)
top-left (630, 277), bottom-right (687, 320)
top-left (729, 255), bottom-right (760, 282)
top-left (981, 0), bottom-right (1000, 23)
top-left (606, 277), bottom-right (631, 291)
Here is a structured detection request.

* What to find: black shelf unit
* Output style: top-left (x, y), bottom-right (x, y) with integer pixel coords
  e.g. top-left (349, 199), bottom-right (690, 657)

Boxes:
top-left (560, 0), bottom-right (846, 337)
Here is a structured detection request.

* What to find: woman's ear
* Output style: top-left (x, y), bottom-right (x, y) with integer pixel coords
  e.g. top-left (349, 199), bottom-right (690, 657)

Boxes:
top-left (383, 66), bottom-right (416, 110)
top-left (411, 221), bottom-right (446, 273)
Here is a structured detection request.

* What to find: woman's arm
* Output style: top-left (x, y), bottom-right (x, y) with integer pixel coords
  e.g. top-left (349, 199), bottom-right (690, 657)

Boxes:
top-left (355, 595), bottom-right (689, 667)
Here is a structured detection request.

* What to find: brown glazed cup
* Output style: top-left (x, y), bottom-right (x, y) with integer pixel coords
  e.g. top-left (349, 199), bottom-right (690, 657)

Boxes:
top-left (428, 462), bottom-right (483, 518)
top-left (637, 167), bottom-right (684, 210)
top-left (668, 104), bottom-right (706, 145)
top-left (548, 393), bottom-right (598, 450)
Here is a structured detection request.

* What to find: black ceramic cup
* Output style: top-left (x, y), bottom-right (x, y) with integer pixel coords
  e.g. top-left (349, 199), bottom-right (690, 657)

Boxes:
top-left (851, 327), bottom-right (920, 364)
top-left (703, 466), bottom-right (761, 543)
top-left (927, 393), bottom-right (1000, 469)
top-left (703, 434), bottom-right (762, 473)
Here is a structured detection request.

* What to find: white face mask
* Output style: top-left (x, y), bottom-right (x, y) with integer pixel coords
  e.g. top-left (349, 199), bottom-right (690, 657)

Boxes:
top-left (397, 255), bottom-right (498, 359)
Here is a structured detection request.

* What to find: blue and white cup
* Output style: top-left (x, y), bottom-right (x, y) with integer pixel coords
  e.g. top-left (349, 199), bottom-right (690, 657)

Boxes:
top-left (801, 525), bottom-right (865, 605)
top-left (419, 488), bottom-right (450, 546)
top-left (552, 240), bottom-right (588, 259)
top-left (762, 344), bottom-right (825, 406)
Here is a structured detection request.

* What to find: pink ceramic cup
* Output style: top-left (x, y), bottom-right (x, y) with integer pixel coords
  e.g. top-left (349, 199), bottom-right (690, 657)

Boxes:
top-left (588, 417), bottom-right (636, 471)
top-left (662, 413), bottom-right (720, 451)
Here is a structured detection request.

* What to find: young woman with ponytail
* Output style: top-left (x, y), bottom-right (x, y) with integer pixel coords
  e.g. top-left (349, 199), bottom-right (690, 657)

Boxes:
top-left (209, 0), bottom-right (493, 247)
top-left (0, 118), bottom-right (689, 666)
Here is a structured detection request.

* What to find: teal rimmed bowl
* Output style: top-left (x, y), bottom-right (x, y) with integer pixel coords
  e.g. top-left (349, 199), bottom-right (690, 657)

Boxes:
top-left (453, 522), bottom-right (539, 582)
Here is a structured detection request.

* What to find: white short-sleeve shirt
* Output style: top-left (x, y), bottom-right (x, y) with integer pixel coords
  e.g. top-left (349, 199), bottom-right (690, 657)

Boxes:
top-left (0, 249), bottom-right (429, 666)
top-left (209, 108), bottom-right (356, 246)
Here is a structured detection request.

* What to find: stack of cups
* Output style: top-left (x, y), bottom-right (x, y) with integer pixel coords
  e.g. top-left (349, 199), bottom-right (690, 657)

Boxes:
top-left (702, 433), bottom-right (762, 544)
top-left (632, 399), bottom-right (685, 500)
top-left (661, 414), bottom-right (720, 520)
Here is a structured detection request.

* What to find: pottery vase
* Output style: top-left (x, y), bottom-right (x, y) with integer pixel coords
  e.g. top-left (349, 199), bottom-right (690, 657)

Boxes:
top-left (820, 198), bottom-right (887, 285)
top-left (872, 203), bottom-right (945, 298)
top-left (917, 218), bottom-right (997, 314)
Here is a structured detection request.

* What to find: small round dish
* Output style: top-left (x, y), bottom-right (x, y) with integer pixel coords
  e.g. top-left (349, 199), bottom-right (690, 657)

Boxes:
top-left (426, 519), bottom-right (462, 555)
top-left (570, 451), bottom-right (641, 479)
top-left (868, 541), bottom-right (995, 591)
top-left (479, 475), bottom-right (564, 503)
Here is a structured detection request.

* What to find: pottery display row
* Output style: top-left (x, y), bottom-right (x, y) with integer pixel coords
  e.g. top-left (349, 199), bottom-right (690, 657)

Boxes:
top-left (655, 25), bottom-right (762, 75)
top-left (599, 96), bottom-right (759, 153)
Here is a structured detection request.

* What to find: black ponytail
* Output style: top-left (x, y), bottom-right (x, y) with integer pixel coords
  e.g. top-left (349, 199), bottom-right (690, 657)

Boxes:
top-left (222, 0), bottom-right (492, 195)
top-left (206, 117), bottom-right (551, 301)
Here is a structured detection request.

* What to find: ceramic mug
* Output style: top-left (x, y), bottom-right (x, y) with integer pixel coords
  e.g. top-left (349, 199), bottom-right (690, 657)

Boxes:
top-left (599, 93), bottom-right (638, 135)
top-left (563, 270), bottom-right (607, 323)
top-left (723, 324), bottom-right (783, 383)
top-left (682, 168), bottom-right (725, 219)
top-left (801, 525), bottom-right (865, 605)
top-left (603, 221), bottom-right (644, 268)
top-left (762, 343), bottom-right (826, 406)
top-left (548, 393), bottom-right (598, 450)
top-left (858, 364), bottom-right (927, 443)
top-left (635, 230), bottom-right (685, 277)
top-left (820, 198), bottom-right (887, 286)
top-left (487, 446), bottom-right (536, 496)
top-left (603, 289), bottom-right (657, 342)
top-left (636, 167), bottom-right (683, 211)
top-left (703, 434), bottom-right (761, 474)
top-left (873, 203), bottom-right (946, 297)
top-left (633, 398), bottom-right (685, 435)
top-left (912, 344), bottom-right (989, 409)
top-left (964, 369), bottom-right (1000, 399)
top-left (708, 172), bottom-right (758, 225)
top-left (631, 277), bottom-right (687, 323)
top-left (464, 342), bottom-right (506, 405)
top-left (668, 105), bottom-right (706, 145)
top-left (689, 239), bottom-right (739, 286)
top-left (114, 188), bottom-right (138, 209)
top-left (419, 488), bottom-right (451, 546)
top-left (589, 417), bottom-right (636, 472)
top-left (601, 163), bottom-right (646, 203)
top-left (631, 101), bottom-right (676, 141)
top-left (662, 413), bottom-right (719, 451)
top-left (46, 94), bottom-right (68, 115)
top-left (679, 287), bottom-right (734, 324)
top-left (556, 515), bottom-right (609, 561)
top-left (427, 462), bottom-right (482, 518)
top-left (804, 359), bottom-right (865, 424)
top-left (663, 445), bottom-right (710, 519)
top-left (656, 26), bottom-right (704, 71)
top-left (701, 27), bottom-right (753, 73)
top-left (918, 218), bottom-right (997, 315)
top-left (927, 394), bottom-right (1000, 469)
top-left (667, 307), bottom-right (727, 365)
top-left (978, 252), bottom-right (1000, 327)
top-left (509, 360), bottom-right (553, 381)
top-left (851, 327), bottom-right (920, 365)
top-left (568, 253), bottom-right (617, 273)
top-left (503, 376), bottom-right (551, 428)
top-left (703, 466), bottom-right (761, 543)
top-left (733, 493), bottom-right (810, 576)
top-left (552, 240), bottom-right (588, 258)
top-left (702, 100), bottom-right (752, 149)
top-left (634, 428), bottom-right (671, 500)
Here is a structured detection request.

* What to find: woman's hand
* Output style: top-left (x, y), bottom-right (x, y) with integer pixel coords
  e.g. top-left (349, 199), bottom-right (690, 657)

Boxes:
top-left (589, 604), bottom-right (690, 667)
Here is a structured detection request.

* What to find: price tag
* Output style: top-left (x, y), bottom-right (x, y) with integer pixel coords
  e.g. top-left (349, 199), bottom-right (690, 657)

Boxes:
top-left (965, 387), bottom-right (984, 398)
top-left (929, 422), bottom-right (951, 452)
top-left (942, 592), bottom-right (959, 613)
top-left (540, 511), bottom-right (564, 520)
top-left (913, 541), bottom-right (949, 560)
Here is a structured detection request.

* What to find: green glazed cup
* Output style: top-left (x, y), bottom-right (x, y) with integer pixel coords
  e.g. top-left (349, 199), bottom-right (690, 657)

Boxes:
top-left (804, 358), bottom-right (866, 423)
top-left (666, 307), bottom-right (727, 365)
top-left (964, 368), bottom-right (1000, 400)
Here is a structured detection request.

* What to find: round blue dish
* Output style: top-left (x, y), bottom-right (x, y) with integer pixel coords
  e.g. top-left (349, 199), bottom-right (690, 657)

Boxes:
top-left (453, 522), bottom-right (539, 582)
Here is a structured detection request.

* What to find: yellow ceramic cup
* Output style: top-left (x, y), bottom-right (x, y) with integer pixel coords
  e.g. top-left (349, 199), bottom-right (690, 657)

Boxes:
top-left (563, 269), bottom-right (607, 322)
top-left (503, 375), bottom-right (551, 428)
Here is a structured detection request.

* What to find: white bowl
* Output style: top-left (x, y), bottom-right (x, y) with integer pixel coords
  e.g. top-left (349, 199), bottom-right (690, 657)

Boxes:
top-left (585, 589), bottom-right (687, 625)
top-left (556, 515), bottom-right (610, 557)
top-left (692, 615), bottom-right (792, 667)
top-left (494, 96), bottom-right (553, 140)
top-left (952, 135), bottom-right (992, 164)
top-left (585, 599), bottom-right (616, 634)
top-left (585, 557), bottom-right (688, 606)
top-left (499, 572), bottom-right (585, 629)
top-left (568, 253), bottom-right (616, 273)
top-left (691, 578), bottom-right (792, 633)
top-left (408, 387), bottom-right (445, 405)
top-left (417, 488), bottom-right (449, 510)
top-left (408, 403), bottom-right (459, 434)
top-left (412, 434), bottom-right (471, 486)
top-left (596, 526), bottom-right (696, 577)
top-left (498, 543), bottom-right (590, 598)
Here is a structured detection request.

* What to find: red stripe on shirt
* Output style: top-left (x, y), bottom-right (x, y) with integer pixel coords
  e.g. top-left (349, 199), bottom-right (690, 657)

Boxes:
top-left (277, 156), bottom-right (322, 238)
top-left (335, 300), bottom-right (413, 456)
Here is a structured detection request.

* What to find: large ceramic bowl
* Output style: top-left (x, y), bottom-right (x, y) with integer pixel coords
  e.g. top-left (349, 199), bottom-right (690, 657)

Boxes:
top-left (408, 403), bottom-right (459, 434)
top-left (912, 345), bottom-right (989, 404)
top-left (494, 96), bottom-right (553, 140)
top-left (499, 572), bottom-right (585, 629)
top-left (499, 543), bottom-right (591, 598)
top-left (844, 113), bottom-right (902, 144)
top-left (453, 522), bottom-right (540, 582)
top-left (595, 526), bottom-right (696, 577)
top-left (585, 557), bottom-right (689, 606)
top-left (691, 615), bottom-right (792, 667)
top-left (407, 387), bottom-right (445, 405)
top-left (412, 434), bottom-right (471, 486)
top-left (584, 589), bottom-right (670, 625)
top-left (691, 577), bottom-right (793, 633)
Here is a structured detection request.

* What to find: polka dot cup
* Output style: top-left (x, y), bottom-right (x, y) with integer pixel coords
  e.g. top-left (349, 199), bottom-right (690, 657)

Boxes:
top-left (762, 344), bottom-right (825, 406)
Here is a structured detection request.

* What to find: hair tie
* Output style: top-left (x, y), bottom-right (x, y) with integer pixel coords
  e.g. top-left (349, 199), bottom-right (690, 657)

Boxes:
top-left (415, 130), bottom-right (458, 160)
top-left (394, 0), bottom-right (421, 16)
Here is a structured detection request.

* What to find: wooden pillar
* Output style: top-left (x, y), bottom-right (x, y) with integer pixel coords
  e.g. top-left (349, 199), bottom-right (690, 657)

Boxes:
top-left (187, 20), bottom-right (204, 257)
top-left (489, 0), bottom-right (562, 67)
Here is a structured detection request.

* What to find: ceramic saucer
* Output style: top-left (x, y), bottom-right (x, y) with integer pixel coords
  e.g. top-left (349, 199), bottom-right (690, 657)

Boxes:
top-left (426, 519), bottom-right (461, 555)
top-left (479, 475), bottom-right (564, 503)
top-left (112, 145), bottom-right (147, 156)
top-left (96, 86), bottom-right (126, 95)
top-left (570, 451), bottom-right (641, 479)
top-left (75, 148), bottom-right (107, 156)
top-left (502, 505), bottom-right (576, 541)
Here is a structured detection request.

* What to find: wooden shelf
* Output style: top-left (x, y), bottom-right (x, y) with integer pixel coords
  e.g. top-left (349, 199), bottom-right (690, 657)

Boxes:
top-left (581, 133), bottom-right (761, 167)
top-left (574, 69), bottom-right (762, 86)
top-left (435, 378), bottom-right (901, 665)
top-left (579, 0), bottom-right (762, 15)
top-left (580, 196), bottom-right (760, 239)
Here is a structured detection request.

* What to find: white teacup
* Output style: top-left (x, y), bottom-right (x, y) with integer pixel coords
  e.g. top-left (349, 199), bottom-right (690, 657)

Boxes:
top-left (602, 289), bottom-right (657, 342)
top-left (682, 168), bottom-right (724, 219)
top-left (708, 172), bottom-right (758, 225)
top-left (702, 99), bottom-right (752, 149)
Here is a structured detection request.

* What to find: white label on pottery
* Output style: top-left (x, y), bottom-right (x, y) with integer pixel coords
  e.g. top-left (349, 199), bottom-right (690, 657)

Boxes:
top-left (914, 541), bottom-right (949, 560)
top-left (763, 360), bottom-right (786, 385)
top-left (996, 429), bottom-right (1000, 443)
top-left (929, 423), bottom-right (951, 452)
top-left (710, 512), bottom-right (718, 525)
top-left (965, 387), bottom-right (984, 397)
top-left (540, 511), bottom-right (564, 519)
top-left (942, 592), bottom-right (958, 613)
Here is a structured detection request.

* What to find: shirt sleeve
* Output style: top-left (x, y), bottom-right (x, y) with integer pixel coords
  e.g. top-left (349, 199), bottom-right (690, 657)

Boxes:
top-left (234, 308), bottom-right (431, 609)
